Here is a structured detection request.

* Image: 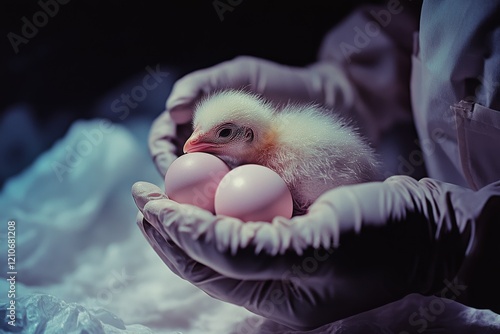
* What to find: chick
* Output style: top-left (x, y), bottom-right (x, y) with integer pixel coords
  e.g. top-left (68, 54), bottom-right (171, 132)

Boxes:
top-left (183, 90), bottom-right (380, 215)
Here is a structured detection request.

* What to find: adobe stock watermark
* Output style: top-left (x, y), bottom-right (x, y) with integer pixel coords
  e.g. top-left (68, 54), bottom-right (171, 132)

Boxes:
top-left (168, 164), bottom-right (233, 218)
top-left (234, 247), bottom-right (336, 334)
top-left (110, 64), bottom-right (169, 121)
top-left (383, 127), bottom-right (447, 179)
top-left (51, 64), bottom-right (169, 182)
top-left (51, 119), bottom-right (115, 182)
top-left (7, 0), bottom-right (71, 54)
top-left (400, 278), bottom-right (467, 334)
top-left (463, 75), bottom-right (500, 105)
top-left (386, 74), bottom-right (500, 180)
top-left (85, 267), bottom-right (136, 308)
top-left (443, 75), bottom-right (500, 130)
top-left (339, 0), bottom-right (404, 63)
top-left (212, 0), bottom-right (243, 22)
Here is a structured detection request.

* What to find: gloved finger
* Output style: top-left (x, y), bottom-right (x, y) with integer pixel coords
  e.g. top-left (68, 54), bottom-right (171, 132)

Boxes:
top-left (132, 181), bottom-right (304, 279)
top-left (148, 111), bottom-right (179, 176)
top-left (130, 178), bottom-right (341, 255)
top-left (137, 213), bottom-right (287, 317)
top-left (132, 182), bottom-right (185, 278)
top-left (133, 180), bottom-right (425, 284)
top-left (134, 194), bottom-right (297, 319)
top-left (136, 187), bottom-right (343, 281)
top-left (136, 211), bottom-right (184, 279)
top-left (139, 215), bottom-right (247, 301)
top-left (137, 213), bottom-right (333, 330)
top-left (311, 176), bottom-right (441, 234)
top-left (133, 178), bottom-right (432, 285)
top-left (137, 214), bottom-right (267, 306)
top-left (148, 110), bottom-right (193, 176)
top-left (133, 183), bottom-right (427, 329)
top-left (142, 199), bottom-right (288, 280)
top-left (165, 57), bottom-right (253, 123)
top-left (132, 181), bottom-right (168, 208)
top-left (136, 209), bottom-right (342, 330)
top-left (165, 56), bottom-right (344, 123)
top-left (311, 180), bottom-right (404, 235)
top-left (153, 57), bottom-right (353, 176)
top-left (133, 185), bottom-right (236, 291)
top-left (132, 179), bottom-right (378, 278)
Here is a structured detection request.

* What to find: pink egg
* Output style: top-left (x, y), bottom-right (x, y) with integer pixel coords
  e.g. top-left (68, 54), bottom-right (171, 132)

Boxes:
top-left (214, 164), bottom-right (293, 222)
top-left (164, 152), bottom-right (230, 213)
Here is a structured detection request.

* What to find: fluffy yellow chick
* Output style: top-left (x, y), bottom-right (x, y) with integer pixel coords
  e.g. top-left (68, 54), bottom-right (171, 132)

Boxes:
top-left (183, 90), bottom-right (380, 214)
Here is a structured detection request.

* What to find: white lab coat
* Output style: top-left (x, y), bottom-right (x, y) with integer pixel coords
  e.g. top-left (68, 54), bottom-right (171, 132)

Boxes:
top-left (316, 0), bottom-right (500, 190)
top-left (413, 1), bottom-right (500, 190)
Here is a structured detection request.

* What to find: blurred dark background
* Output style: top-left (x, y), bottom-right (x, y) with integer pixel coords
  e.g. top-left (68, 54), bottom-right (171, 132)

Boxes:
top-left (2, 0), bottom-right (417, 188)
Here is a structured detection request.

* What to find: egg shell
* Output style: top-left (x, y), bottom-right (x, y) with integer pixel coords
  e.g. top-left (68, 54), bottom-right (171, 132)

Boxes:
top-left (214, 164), bottom-right (293, 222)
top-left (164, 152), bottom-right (230, 213)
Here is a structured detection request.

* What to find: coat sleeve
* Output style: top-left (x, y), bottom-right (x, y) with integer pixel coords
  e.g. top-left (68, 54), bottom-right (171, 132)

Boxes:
top-left (413, 0), bottom-right (500, 312)
top-left (411, 0), bottom-right (500, 189)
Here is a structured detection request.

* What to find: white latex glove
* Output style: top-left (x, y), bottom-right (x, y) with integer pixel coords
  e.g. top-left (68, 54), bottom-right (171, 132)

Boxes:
top-left (131, 177), bottom-right (499, 330)
top-left (149, 55), bottom-right (354, 176)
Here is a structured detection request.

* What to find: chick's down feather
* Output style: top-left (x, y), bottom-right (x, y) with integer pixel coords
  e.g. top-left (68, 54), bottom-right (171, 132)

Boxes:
top-left (184, 90), bottom-right (381, 215)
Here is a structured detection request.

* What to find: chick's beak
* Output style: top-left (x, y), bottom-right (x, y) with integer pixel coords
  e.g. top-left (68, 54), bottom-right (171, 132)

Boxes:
top-left (183, 133), bottom-right (215, 153)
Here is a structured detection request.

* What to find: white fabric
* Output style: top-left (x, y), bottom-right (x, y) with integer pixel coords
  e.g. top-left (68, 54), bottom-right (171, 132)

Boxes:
top-left (0, 119), bottom-right (254, 333)
top-left (411, 0), bottom-right (500, 189)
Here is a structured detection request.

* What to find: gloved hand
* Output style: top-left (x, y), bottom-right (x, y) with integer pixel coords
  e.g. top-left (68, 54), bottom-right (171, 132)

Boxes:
top-left (132, 176), bottom-right (498, 330)
top-left (149, 55), bottom-right (354, 176)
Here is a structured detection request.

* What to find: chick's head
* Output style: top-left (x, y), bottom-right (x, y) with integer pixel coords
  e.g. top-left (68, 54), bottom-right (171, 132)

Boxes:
top-left (183, 90), bottom-right (275, 167)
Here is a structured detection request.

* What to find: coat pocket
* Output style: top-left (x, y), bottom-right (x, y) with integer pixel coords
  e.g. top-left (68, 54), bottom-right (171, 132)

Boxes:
top-left (452, 100), bottom-right (500, 190)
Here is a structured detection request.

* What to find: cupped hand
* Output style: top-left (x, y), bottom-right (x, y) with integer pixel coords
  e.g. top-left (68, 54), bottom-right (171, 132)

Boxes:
top-left (149, 56), bottom-right (353, 176)
top-left (131, 175), bottom-right (476, 329)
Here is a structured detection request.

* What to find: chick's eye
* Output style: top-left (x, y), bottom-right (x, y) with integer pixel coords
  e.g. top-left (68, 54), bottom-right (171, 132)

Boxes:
top-left (218, 128), bottom-right (232, 138)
